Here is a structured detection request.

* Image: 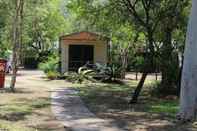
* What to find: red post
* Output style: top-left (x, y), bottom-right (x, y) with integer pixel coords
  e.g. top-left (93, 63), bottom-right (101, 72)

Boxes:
top-left (0, 59), bottom-right (7, 88)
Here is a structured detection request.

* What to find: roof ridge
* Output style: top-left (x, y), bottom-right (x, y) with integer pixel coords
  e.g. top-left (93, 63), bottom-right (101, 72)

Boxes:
top-left (60, 31), bottom-right (109, 40)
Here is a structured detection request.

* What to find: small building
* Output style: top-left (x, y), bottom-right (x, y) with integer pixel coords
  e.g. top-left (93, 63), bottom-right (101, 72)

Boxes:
top-left (59, 31), bottom-right (109, 73)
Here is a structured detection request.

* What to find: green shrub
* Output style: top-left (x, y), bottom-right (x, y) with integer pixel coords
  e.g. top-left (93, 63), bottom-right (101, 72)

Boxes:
top-left (46, 71), bottom-right (60, 80)
top-left (77, 67), bottom-right (96, 83)
top-left (39, 56), bottom-right (60, 80)
top-left (133, 56), bottom-right (145, 72)
top-left (64, 64), bottom-right (122, 84)
top-left (150, 81), bottom-right (178, 97)
top-left (64, 72), bottom-right (79, 83)
top-left (64, 67), bottom-right (96, 84)
top-left (39, 56), bottom-right (59, 74)
top-left (95, 63), bottom-right (121, 82)
top-left (149, 81), bottom-right (162, 97)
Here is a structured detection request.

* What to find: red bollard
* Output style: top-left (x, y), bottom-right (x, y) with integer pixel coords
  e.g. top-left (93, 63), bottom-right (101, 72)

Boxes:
top-left (0, 59), bottom-right (7, 88)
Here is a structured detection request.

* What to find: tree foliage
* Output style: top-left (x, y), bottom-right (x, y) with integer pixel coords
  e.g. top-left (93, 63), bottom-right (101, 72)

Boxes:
top-left (65, 0), bottom-right (190, 102)
top-left (0, 0), bottom-right (69, 90)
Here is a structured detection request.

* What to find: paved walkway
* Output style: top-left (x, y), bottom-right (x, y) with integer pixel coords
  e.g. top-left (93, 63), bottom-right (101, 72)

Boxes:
top-left (51, 87), bottom-right (125, 131)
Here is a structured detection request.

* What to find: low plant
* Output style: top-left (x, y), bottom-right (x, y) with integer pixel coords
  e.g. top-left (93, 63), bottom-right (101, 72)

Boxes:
top-left (46, 71), bottom-right (60, 80)
top-left (64, 63), bottom-right (122, 83)
top-left (150, 81), bottom-right (178, 98)
top-left (64, 67), bottom-right (96, 83)
top-left (39, 56), bottom-right (59, 80)
top-left (133, 56), bottom-right (145, 72)
top-left (77, 67), bottom-right (96, 83)
top-left (94, 63), bottom-right (121, 82)
top-left (39, 56), bottom-right (58, 74)
top-left (64, 72), bottom-right (79, 82)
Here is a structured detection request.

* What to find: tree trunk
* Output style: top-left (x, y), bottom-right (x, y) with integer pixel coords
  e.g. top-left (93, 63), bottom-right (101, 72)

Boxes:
top-left (135, 72), bottom-right (138, 80)
top-left (130, 30), bottom-right (154, 104)
top-left (159, 15), bottom-right (183, 96)
top-left (178, 0), bottom-right (197, 121)
top-left (130, 72), bottom-right (148, 104)
top-left (156, 73), bottom-right (158, 81)
top-left (10, 0), bottom-right (24, 92)
top-left (177, 55), bottom-right (184, 97)
top-left (120, 53), bottom-right (128, 79)
top-left (160, 28), bottom-right (178, 96)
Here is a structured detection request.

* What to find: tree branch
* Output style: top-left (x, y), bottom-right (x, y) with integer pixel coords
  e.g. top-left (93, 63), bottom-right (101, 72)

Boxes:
top-left (122, 0), bottom-right (146, 26)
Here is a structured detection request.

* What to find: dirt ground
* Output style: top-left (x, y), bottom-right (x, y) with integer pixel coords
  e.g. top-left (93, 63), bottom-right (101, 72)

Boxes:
top-left (125, 72), bottom-right (161, 81)
top-left (74, 82), bottom-right (197, 131)
top-left (0, 70), bottom-right (65, 131)
top-left (1, 70), bottom-right (196, 131)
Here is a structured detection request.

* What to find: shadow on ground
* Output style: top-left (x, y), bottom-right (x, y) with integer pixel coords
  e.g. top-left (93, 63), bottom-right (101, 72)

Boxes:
top-left (74, 83), bottom-right (197, 131)
top-left (0, 97), bottom-right (50, 121)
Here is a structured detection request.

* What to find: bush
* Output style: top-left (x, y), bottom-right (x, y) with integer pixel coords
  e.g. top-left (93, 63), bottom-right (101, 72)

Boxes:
top-left (64, 72), bottom-right (79, 83)
top-left (39, 56), bottom-right (60, 80)
top-left (64, 67), bottom-right (96, 84)
top-left (64, 63), bottom-right (122, 84)
top-left (149, 81), bottom-right (162, 97)
top-left (39, 56), bottom-right (59, 74)
top-left (133, 56), bottom-right (145, 72)
top-left (150, 81), bottom-right (178, 98)
top-left (46, 71), bottom-right (60, 80)
top-left (77, 67), bottom-right (96, 83)
top-left (94, 63), bottom-right (121, 82)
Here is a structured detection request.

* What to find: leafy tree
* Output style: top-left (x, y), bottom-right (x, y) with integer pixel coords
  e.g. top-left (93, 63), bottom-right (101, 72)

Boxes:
top-left (65, 0), bottom-right (190, 103)
top-left (156, 0), bottom-right (190, 96)
top-left (66, 0), bottom-right (142, 79)
top-left (22, 0), bottom-right (67, 63)
top-left (0, 0), bottom-right (12, 58)
top-left (0, 0), bottom-right (68, 91)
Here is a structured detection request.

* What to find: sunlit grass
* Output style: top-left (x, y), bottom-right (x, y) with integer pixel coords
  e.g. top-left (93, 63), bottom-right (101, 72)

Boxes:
top-left (0, 97), bottom-right (51, 130)
top-left (148, 100), bottom-right (179, 117)
top-left (0, 120), bottom-right (35, 131)
top-left (73, 80), bottom-right (179, 117)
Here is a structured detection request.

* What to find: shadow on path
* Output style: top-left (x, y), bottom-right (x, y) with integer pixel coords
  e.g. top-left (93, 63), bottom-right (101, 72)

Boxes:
top-left (51, 88), bottom-right (126, 131)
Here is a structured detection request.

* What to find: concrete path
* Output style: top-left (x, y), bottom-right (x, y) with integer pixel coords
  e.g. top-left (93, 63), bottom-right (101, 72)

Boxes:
top-left (51, 87), bottom-right (125, 131)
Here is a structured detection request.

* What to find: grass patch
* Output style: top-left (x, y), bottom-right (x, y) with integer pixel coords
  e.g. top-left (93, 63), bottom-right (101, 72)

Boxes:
top-left (0, 103), bottom-right (32, 121)
top-left (70, 80), bottom-right (189, 130)
top-left (0, 94), bottom-right (52, 131)
top-left (30, 98), bottom-right (51, 109)
top-left (73, 81), bottom-right (179, 117)
top-left (148, 100), bottom-right (179, 117)
top-left (0, 97), bottom-right (51, 122)
top-left (0, 120), bottom-right (35, 131)
top-left (1, 71), bottom-right (66, 131)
